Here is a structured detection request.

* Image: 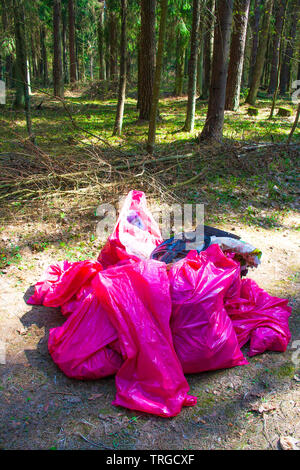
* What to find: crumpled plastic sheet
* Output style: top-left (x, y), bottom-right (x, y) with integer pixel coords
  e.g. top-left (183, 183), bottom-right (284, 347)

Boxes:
top-left (224, 278), bottom-right (291, 357)
top-left (168, 245), bottom-right (248, 374)
top-left (28, 259), bottom-right (197, 417)
top-left (98, 190), bottom-right (162, 268)
top-left (27, 190), bottom-right (292, 417)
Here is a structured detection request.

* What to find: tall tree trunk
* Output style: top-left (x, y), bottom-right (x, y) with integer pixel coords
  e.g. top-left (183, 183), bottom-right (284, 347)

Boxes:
top-left (13, 0), bottom-right (34, 141)
top-left (30, 34), bottom-right (38, 80)
top-left (199, 0), bottom-right (233, 141)
top-left (174, 34), bottom-right (186, 96)
top-left (225, 0), bottom-right (250, 111)
top-left (113, 0), bottom-right (127, 136)
top-left (137, 32), bottom-right (141, 109)
top-left (201, 0), bottom-right (215, 99)
top-left (40, 26), bottom-right (48, 86)
top-left (269, 1), bottom-right (288, 118)
top-left (108, 3), bottom-right (118, 80)
top-left (62, 10), bottom-right (68, 84)
top-left (147, 0), bottom-right (168, 153)
top-left (1, 0), bottom-right (13, 87)
top-left (68, 0), bottom-right (77, 83)
top-left (98, 0), bottom-right (106, 80)
top-left (268, 0), bottom-right (287, 94)
top-left (280, 0), bottom-right (300, 95)
top-left (248, 0), bottom-right (262, 87)
top-left (53, 0), bottom-right (64, 97)
top-left (183, 0), bottom-right (201, 132)
top-left (139, 0), bottom-right (156, 120)
top-left (197, 31), bottom-right (204, 96)
top-left (246, 0), bottom-right (274, 105)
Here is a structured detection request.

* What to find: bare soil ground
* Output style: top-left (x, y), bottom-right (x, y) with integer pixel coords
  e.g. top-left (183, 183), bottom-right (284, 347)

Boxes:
top-left (0, 212), bottom-right (299, 450)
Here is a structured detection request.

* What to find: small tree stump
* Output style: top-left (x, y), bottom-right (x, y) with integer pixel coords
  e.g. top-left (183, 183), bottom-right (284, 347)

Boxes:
top-left (277, 107), bottom-right (292, 117)
top-left (247, 107), bottom-right (259, 116)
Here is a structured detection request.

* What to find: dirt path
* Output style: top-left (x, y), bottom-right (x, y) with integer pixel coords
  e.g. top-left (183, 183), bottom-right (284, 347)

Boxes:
top-left (0, 220), bottom-right (299, 450)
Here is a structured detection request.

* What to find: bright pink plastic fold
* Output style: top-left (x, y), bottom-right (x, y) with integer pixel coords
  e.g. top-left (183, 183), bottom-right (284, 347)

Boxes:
top-left (225, 278), bottom-right (291, 357)
top-left (92, 260), bottom-right (197, 417)
top-left (169, 245), bottom-right (248, 373)
top-left (98, 190), bottom-right (163, 269)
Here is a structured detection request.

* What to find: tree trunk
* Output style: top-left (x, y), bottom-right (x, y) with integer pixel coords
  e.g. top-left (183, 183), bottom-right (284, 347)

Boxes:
top-left (268, 0), bottom-right (287, 94)
top-left (183, 0), bottom-right (201, 131)
top-left (174, 34), bottom-right (186, 96)
top-left (13, 0), bottom-right (34, 141)
top-left (225, 0), bottom-right (250, 111)
top-left (199, 0), bottom-right (233, 141)
top-left (246, 0), bottom-right (274, 105)
top-left (68, 0), bottom-right (77, 83)
top-left (280, 0), bottom-right (300, 95)
top-left (62, 10), bottom-right (68, 84)
top-left (53, 0), bottom-right (64, 97)
top-left (269, 1), bottom-right (288, 118)
top-left (248, 0), bottom-right (262, 86)
top-left (113, 0), bottom-right (127, 136)
top-left (98, 0), bottom-right (106, 80)
top-left (1, 0), bottom-right (13, 88)
top-left (197, 31), bottom-right (204, 96)
top-left (147, 0), bottom-right (168, 153)
top-left (139, 0), bottom-right (156, 121)
top-left (201, 0), bottom-right (215, 100)
top-left (108, 2), bottom-right (118, 80)
top-left (40, 26), bottom-right (48, 86)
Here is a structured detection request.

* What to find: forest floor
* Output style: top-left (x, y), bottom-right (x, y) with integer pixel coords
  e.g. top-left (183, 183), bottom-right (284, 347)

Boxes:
top-left (0, 84), bottom-right (299, 450)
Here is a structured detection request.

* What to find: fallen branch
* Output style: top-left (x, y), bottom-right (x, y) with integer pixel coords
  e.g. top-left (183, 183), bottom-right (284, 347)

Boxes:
top-left (168, 168), bottom-right (208, 189)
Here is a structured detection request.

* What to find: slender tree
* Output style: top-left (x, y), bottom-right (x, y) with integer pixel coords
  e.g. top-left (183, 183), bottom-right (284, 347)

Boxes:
top-left (269, 0), bottom-right (289, 118)
top-left (62, 7), bottom-right (68, 84)
top-left (199, 0), bottom-right (233, 141)
top-left (147, 0), bottom-right (168, 153)
top-left (246, 0), bottom-right (274, 105)
top-left (248, 0), bottom-right (262, 87)
top-left (225, 0), bottom-right (251, 111)
top-left (107, 1), bottom-right (118, 80)
top-left (183, 0), bottom-right (201, 132)
top-left (268, 0), bottom-right (287, 94)
top-left (53, 0), bottom-right (64, 97)
top-left (201, 0), bottom-right (215, 100)
top-left (13, 0), bottom-right (34, 141)
top-left (280, 0), bottom-right (300, 94)
top-left (97, 0), bottom-right (106, 80)
top-left (40, 25), bottom-right (48, 86)
top-left (68, 0), bottom-right (77, 83)
top-left (174, 20), bottom-right (189, 96)
top-left (113, 0), bottom-right (127, 136)
top-left (139, 0), bottom-right (156, 121)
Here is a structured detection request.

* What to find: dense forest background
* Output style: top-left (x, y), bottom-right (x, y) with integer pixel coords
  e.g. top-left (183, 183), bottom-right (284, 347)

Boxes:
top-left (1, 0), bottom-right (300, 148)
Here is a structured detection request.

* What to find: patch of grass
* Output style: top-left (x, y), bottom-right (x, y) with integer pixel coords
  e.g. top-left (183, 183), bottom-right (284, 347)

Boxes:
top-left (275, 362), bottom-right (296, 379)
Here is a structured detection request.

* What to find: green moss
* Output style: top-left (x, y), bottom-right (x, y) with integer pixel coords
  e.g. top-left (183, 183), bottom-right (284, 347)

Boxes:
top-left (275, 362), bottom-right (295, 378)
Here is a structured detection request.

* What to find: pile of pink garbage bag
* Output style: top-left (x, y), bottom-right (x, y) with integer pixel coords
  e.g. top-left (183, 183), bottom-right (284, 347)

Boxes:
top-left (28, 191), bottom-right (291, 418)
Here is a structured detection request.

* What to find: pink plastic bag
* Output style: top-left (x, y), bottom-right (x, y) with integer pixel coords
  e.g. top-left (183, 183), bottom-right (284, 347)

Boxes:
top-left (98, 190), bottom-right (163, 268)
top-left (48, 282), bottom-right (123, 380)
top-left (28, 256), bottom-right (196, 416)
top-left (169, 245), bottom-right (248, 374)
top-left (93, 260), bottom-right (197, 417)
top-left (28, 259), bottom-right (103, 309)
top-left (225, 278), bottom-right (291, 357)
